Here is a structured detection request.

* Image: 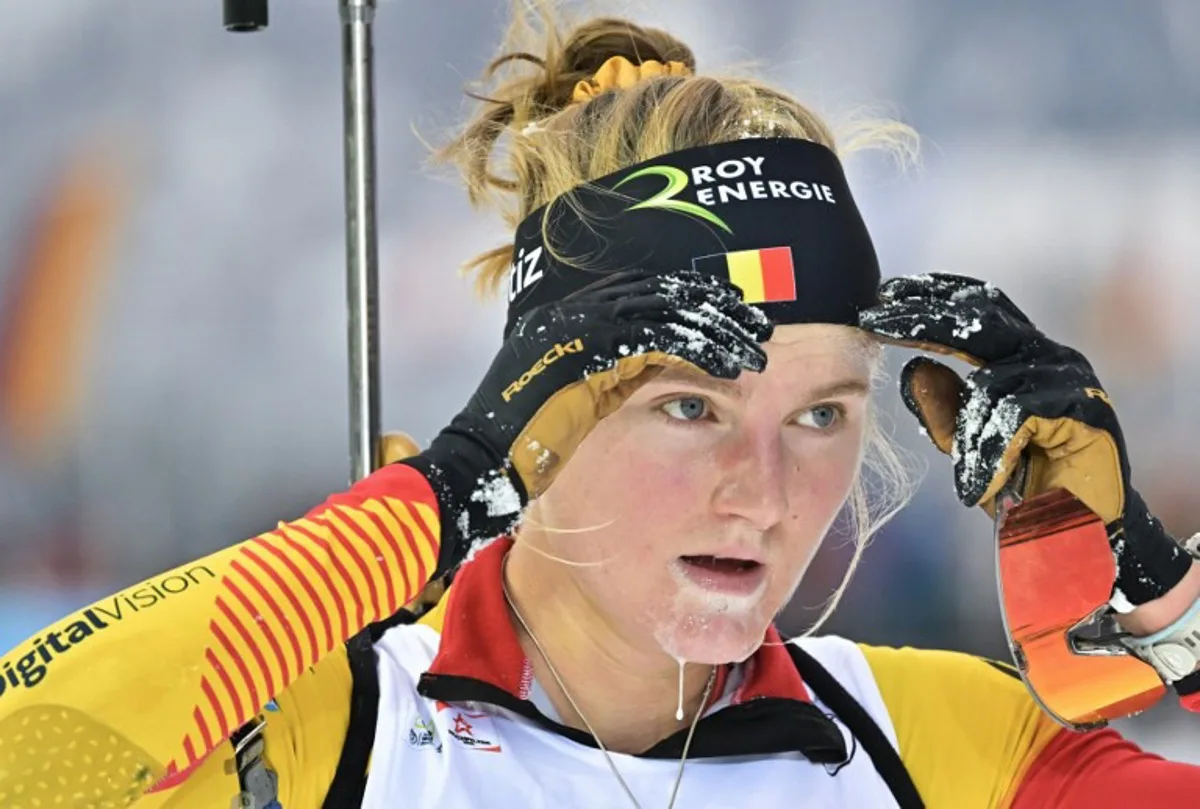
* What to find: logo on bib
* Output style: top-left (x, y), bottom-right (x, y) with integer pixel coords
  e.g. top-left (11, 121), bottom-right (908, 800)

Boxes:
top-left (447, 710), bottom-right (502, 753)
top-left (408, 716), bottom-right (442, 752)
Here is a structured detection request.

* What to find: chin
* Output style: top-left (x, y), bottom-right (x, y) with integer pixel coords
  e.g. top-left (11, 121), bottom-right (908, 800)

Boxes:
top-left (651, 602), bottom-right (774, 665)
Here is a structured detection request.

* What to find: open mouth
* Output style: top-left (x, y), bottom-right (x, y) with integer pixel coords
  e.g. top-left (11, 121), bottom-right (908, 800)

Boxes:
top-left (680, 556), bottom-right (761, 573)
top-left (676, 555), bottom-right (767, 596)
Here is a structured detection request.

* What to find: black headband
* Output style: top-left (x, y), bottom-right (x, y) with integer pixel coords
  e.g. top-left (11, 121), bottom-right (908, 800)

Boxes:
top-left (503, 137), bottom-right (880, 338)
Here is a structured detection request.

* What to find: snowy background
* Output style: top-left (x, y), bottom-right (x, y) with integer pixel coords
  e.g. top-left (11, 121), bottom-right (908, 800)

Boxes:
top-left (1, 0), bottom-right (1197, 759)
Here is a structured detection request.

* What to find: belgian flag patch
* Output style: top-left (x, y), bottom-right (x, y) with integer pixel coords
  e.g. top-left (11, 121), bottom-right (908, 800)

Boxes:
top-left (693, 246), bottom-right (797, 304)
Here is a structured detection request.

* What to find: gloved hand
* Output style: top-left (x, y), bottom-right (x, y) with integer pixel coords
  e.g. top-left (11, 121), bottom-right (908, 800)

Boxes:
top-left (401, 271), bottom-right (773, 577)
top-left (859, 273), bottom-right (1194, 608)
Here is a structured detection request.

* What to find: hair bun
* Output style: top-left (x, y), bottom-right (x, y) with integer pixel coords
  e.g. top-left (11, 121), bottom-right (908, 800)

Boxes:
top-left (558, 18), bottom-right (695, 79)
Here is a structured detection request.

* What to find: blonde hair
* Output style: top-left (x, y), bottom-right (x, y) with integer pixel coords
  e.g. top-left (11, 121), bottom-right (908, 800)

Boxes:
top-left (434, 3), bottom-right (918, 297)
top-left (436, 3), bottom-right (919, 633)
top-left (815, 339), bottom-right (916, 636)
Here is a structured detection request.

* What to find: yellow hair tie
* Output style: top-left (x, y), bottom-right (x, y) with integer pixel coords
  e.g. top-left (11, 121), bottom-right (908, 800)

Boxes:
top-left (571, 55), bottom-right (692, 104)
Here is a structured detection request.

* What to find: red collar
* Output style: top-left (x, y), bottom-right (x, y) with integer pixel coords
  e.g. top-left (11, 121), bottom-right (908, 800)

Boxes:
top-left (425, 537), bottom-right (811, 705)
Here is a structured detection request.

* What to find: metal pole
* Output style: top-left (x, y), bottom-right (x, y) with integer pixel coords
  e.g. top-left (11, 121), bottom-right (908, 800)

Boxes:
top-left (340, 0), bottom-right (382, 483)
top-left (225, 0), bottom-right (381, 483)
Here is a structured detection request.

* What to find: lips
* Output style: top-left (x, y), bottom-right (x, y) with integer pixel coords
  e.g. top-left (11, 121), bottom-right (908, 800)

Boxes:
top-left (675, 554), bottom-right (767, 597)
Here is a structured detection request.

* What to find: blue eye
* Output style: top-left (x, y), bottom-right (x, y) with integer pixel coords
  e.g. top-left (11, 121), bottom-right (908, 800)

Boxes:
top-left (662, 396), bottom-right (710, 422)
top-left (798, 404), bottom-right (842, 430)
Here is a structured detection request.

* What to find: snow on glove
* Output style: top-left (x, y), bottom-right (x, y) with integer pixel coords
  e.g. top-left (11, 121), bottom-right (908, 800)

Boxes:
top-left (402, 270), bottom-right (774, 577)
top-left (858, 272), bottom-right (1193, 608)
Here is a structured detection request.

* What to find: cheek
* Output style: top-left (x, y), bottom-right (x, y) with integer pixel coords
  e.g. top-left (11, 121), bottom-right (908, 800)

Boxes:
top-left (536, 419), bottom-right (722, 633)
top-left (781, 437), bottom-right (865, 555)
top-left (594, 409), bottom-right (714, 493)
top-left (542, 415), bottom-right (714, 558)
top-left (795, 450), bottom-right (859, 514)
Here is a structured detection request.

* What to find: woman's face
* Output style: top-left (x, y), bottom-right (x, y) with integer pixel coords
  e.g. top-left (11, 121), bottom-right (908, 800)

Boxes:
top-left (525, 324), bottom-right (874, 665)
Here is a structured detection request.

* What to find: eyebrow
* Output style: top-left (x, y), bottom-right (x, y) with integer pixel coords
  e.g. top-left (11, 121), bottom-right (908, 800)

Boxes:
top-left (653, 366), bottom-right (744, 399)
top-left (651, 368), bottom-right (870, 401)
top-left (808, 379), bottom-right (872, 400)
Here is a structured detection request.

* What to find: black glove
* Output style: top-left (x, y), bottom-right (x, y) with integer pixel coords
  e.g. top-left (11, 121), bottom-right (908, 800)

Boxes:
top-left (403, 270), bottom-right (774, 577)
top-left (859, 273), bottom-right (1193, 607)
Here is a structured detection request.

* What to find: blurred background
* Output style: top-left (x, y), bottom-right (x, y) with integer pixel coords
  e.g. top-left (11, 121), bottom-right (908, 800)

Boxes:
top-left (1, 0), bottom-right (1196, 761)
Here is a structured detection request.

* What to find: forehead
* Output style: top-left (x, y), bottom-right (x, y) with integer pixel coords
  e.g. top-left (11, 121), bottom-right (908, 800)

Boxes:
top-left (765, 323), bottom-right (875, 368)
top-left (645, 323), bottom-right (874, 400)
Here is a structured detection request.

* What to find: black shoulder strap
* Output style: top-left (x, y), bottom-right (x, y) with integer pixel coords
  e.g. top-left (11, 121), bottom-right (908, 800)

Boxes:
top-left (320, 630), bottom-right (381, 809)
top-left (786, 642), bottom-right (925, 809)
top-left (321, 606), bottom-right (422, 809)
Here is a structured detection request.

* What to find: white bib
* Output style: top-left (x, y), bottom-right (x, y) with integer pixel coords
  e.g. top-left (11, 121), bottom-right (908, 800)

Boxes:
top-left (362, 627), bottom-right (902, 809)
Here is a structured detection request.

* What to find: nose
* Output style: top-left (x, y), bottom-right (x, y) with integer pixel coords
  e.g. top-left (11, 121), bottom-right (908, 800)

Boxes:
top-left (710, 427), bottom-right (790, 532)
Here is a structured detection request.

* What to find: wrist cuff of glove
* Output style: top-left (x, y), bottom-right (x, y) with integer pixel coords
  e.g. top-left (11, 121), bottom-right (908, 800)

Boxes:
top-left (400, 435), bottom-right (528, 577)
top-left (1121, 595), bottom-right (1200, 683)
top-left (1110, 489), bottom-right (1196, 609)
